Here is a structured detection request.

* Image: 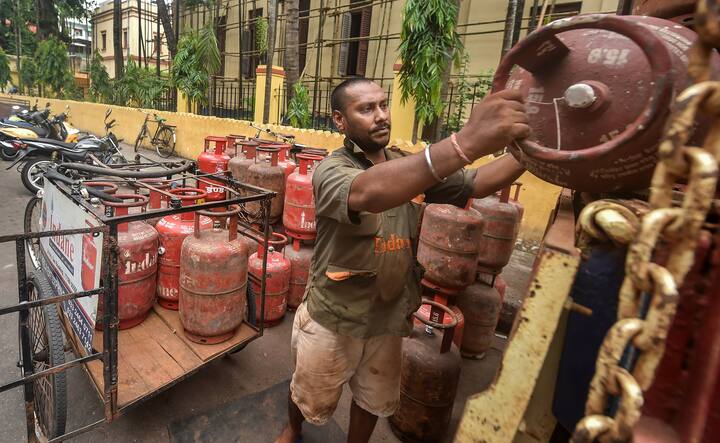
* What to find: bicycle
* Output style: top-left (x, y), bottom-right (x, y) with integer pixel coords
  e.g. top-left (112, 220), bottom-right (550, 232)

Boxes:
top-left (134, 111), bottom-right (177, 158)
top-left (246, 123), bottom-right (328, 159)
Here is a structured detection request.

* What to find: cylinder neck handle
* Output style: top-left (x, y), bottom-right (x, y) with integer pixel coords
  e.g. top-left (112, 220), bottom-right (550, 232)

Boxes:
top-left (257, 232), bottom-right (287, 256)
top-left (413, 299), bottom-right (457, 354)
top-left (194, 205), bottom-right (240, 240)
top-left (169, 187), bottom-right (207, 221)
top-left (257, 146), bottom-right (280, 166)
top-left (102, 194), bottom-right (149, 233)
top-left (296, 153), bottom-right (323, 175)
top-left (204, 136), bottom-right (227, 155)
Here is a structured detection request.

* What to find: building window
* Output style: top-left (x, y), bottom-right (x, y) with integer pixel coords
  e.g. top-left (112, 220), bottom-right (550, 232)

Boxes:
top-left (243, 8), bottom-right (264, 78)
top-left (338, 1), bottom-right (372, 77)
top-left (101, 31), bottom-right (107, 51)
top-left (122, 28), bottom-right (128, 49)
top-left (298, 0), bottom-right (310, 74)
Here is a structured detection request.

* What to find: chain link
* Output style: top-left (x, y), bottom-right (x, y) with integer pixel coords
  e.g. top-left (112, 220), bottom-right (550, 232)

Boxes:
top-left (572, 2), bottom-right (720, 440)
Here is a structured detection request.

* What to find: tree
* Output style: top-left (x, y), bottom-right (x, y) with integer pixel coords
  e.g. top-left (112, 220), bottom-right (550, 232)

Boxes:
top-left (262, 0), bottom-right (278, 123)
top-left (155, 0), bottom-right (176, 59)
top-left (0, 47), bottom-right (10, 91)
top-left (398, 0), bottom-right (463, 142)
top-left (285, 0), bottom-right (300, 105)
top-left (35, 37), bottom-right (72, 96)
top-left (20, 56), bottom-right (38, 94)
top-left (286, 82), bottom-right (311, 128)
top-left (113, 0), bottom-right (124, 79)
top-left (88, 50), bottom-right (112, 102)
top-left (115, 59), bottom-right (168, 107)
top-left (171, 24), bottom-right (221, 109)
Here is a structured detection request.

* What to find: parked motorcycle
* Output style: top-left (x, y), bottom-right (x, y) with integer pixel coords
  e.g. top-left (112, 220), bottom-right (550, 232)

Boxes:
top-left (7, 108), bottom-right (127, 194)
top-left (0, 103), bottom-right (82, 161)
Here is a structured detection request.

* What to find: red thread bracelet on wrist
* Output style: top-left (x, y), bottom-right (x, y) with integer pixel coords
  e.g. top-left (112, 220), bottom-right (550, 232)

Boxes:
top-left (450, 133), bottom-right (471, 165)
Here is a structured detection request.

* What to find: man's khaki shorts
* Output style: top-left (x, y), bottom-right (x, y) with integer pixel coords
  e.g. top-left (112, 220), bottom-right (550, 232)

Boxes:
top-left (290, 302), bottom-right (402, 425)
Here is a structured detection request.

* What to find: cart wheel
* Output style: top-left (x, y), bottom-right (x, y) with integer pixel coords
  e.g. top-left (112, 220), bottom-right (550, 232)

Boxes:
top-left (19, 272), bottom-right (67, 440)
top-left (24, 197), bottom-right (43, 270)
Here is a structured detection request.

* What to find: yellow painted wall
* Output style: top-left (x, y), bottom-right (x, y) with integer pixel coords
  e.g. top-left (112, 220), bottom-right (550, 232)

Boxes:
top-left (0, 92), bottom-right (560, 242)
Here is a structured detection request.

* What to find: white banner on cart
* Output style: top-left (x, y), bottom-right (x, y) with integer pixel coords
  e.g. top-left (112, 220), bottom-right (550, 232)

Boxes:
top-left (39, 180), bottom-right (103, 355)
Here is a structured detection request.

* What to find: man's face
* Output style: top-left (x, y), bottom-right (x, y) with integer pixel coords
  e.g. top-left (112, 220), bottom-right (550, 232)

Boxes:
top-left (333, 82), bottom-right (391, 152)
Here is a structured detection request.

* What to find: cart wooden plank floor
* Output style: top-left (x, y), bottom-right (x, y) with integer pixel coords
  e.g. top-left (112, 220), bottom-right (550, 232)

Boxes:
top-left (84, 304), bottom-right (256, 408)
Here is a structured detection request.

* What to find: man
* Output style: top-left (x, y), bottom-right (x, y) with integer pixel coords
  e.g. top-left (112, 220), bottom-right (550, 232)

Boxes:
top-left (277, 78), bottom-right (529, 443)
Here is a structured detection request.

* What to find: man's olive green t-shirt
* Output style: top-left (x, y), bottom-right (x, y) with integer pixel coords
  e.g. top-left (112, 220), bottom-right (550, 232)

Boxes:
top-left (304, 140), bottom-right (477, 338)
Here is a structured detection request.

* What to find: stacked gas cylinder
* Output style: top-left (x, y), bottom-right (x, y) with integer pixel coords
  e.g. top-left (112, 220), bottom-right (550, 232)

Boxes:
top-left (92, 183), bottom-right (161, 331)
top-left (390, 184), bottom-right (523, 443)
top-left (227, 135), bottom-right (326, 327)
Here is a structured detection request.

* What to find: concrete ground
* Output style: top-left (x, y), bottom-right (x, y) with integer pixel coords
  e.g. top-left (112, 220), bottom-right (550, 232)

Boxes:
top-left (0, 143), bottom-right (536, 442)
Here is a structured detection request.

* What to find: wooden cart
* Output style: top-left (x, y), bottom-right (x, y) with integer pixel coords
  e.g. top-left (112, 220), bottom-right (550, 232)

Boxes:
top-left (0, 161), bottom-right (276, 442)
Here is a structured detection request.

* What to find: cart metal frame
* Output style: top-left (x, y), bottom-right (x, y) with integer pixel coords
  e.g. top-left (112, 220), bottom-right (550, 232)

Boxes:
top-left (0, 163), bottom-right (276, 442)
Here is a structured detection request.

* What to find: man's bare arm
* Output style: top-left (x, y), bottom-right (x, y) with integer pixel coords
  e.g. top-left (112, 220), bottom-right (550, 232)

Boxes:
top-left (348, 90), bottom-right (529, 214)
top-left (472, 154), bottom-right (525, 199)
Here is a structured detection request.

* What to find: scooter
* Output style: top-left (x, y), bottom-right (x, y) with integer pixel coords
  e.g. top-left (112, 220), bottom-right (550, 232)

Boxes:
top-left (0, 104), bottom-right (82, 160)
top-left (7, 109), bottom-right (126, 194)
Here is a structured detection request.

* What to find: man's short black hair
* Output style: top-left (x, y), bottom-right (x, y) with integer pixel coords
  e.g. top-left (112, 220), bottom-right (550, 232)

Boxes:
top-left (330, 77), bottom-right (375, 113)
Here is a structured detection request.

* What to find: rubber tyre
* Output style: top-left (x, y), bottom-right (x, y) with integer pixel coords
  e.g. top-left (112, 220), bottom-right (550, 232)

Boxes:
top-left (155, 126), bottom-right (176, 158)
top-left (133, 126), bottom-right (145, 153)
top-left (1, 144), bottom-right (19, 161)
top-left (21, 158), bottom-right (54, 195)
top-left (21, 271), bottom-right (67, 440)
top-left (24, 197), bottom-right (43, 270)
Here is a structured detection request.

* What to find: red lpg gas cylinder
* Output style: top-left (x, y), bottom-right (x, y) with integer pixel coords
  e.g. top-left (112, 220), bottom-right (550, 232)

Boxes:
top-left (179, 206), bottom-right (249, 344)
top-left (471, 188), bottom-right (520, 275)
top-left (284, 238), bottom-right (313, 310)
top-left (417, 204), bottom-right (484, 289)
top-left (456, 281), bottom-right (502, 359)
top-left (198, 135), bottom-right (230, 206)
top-left (509, 182), bottom-right (524, 221)
top-left (272, 143), bottom-right (296, 181)
top-left (415, 300), bottom-right (465, 348)
top-left (390, 300), bottom-right (461, 443)
top-left (249, 233), bottom-right (290, 326)
top-left (138, 178), bottom-right (170, 226)
top-left (228, 140), bottom-right (259, 186)
top-left (247, 147), bottom-right (285, 223)
top-left (494, 14), bottom-right (720, 192)
top-left (156, 188), bottom-right (213, 310)
top-left (283, 154), bottom-right (323, 241)
top-left (226, 134), bottom-right (245, 157)
top-left (97, 194), bottom-right (158, 330)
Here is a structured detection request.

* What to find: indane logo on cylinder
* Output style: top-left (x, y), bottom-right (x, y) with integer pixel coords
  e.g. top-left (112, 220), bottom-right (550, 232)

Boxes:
top-left (124, 251), bottom-right (158, 275)
top-left (300, 212), bottom-right (315, 230)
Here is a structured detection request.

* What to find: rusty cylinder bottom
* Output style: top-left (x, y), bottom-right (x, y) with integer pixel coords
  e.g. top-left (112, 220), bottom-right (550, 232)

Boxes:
top-left (158, 299), bottom-right (178, 310)
top-left (183, 328), bottom-right (236, 345)
top-left (389, 392), bottom-right (454, 443)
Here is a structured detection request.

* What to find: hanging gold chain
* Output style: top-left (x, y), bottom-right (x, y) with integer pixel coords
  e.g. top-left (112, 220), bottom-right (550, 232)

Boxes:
top-left (572, 2), bottom-right (720, 441)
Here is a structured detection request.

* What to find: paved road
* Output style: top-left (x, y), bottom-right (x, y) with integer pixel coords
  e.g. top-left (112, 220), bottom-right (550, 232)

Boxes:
top-left (0, 142), bottom-right (534, 442)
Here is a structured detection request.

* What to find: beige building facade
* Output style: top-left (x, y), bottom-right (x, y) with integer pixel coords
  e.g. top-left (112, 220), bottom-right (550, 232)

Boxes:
top-left (178, 0), bottom-right (620, 124)
top-left (92, 0), bottom-right (171, 78)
